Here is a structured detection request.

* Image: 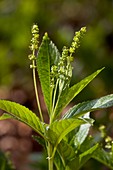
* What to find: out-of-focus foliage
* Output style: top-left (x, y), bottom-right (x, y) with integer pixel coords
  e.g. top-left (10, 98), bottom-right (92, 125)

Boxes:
top-left (29, 152), bottom-right (47, 170)
top-left (0, 151), bottom-right (14, 170)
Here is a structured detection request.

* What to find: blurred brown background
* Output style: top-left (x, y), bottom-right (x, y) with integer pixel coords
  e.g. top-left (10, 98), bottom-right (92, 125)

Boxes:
top-left (0, 0), bottom-right (113, 169)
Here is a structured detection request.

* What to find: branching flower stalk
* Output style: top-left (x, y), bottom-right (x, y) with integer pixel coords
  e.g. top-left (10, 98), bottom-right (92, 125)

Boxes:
top-left (28, 24), bottom-right (44, 122)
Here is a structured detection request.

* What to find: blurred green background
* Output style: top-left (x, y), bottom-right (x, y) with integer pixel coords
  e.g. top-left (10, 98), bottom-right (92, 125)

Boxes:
top-left (0, 0), bottom-right (113, 169)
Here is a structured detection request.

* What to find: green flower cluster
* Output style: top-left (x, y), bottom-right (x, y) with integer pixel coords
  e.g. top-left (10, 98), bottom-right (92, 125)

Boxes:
top-left (105, 136), bottom-right (113, 149)
top-left (69, 27), bottom-right (86, 55)
top-left (51, 27), bottom-right (86, 92)
top-left (30, 24), bottom-right (39, 51)
top-left (28, 24), bottom-right (39, 68)
top-left (99, 125), bottom-right (113, 153)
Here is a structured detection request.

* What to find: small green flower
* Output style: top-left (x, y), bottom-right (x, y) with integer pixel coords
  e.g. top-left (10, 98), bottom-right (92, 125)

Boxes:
top-left (99, 125), bottom-right (106, 138)
top-left (105, 136), bottom-right (113, 150)
top-left (105, 136), bottom-right (112, 143)
top-left (28, 54), bottom-right (36, 61)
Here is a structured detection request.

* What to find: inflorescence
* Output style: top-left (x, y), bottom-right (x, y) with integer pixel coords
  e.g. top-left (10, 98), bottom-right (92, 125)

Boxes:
top-left (28, 24), bottom-right (86, 112)
top-left (50, 27), bottom-right (86, 91)
top-left (28, 24), bottom-right (39, 68)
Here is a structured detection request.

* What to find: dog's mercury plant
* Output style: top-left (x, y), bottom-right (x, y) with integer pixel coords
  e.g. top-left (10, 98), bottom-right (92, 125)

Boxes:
top-left (0, 24), bottom-right (113, 170)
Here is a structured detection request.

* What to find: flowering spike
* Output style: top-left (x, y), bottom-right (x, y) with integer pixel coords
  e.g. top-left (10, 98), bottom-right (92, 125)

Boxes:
top-left (50, 26), bottom-right (86, 108)
top-left (69, 26), bottom-right (86, 56)
top-left (29, 24), bottom-right (39, 52)
top-left (62, 46), bottom-right (69, 60)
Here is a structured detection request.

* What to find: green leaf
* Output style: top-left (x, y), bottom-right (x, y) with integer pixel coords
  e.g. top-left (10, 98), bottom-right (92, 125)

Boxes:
top-left (49, 40), bottom-right (60, 66)
top-left (63, 93), bottom-right (113, 119)
top-left (46, 119), bottom-right (85, 158)
top-left (74, 112), bottom-right (92, 150)
top-left (79, 136), bottom-right (113, 169)
top-left (58, 140), bottom-right (76, 161)
top-left (54, 141), bottom-right (76, 170)
top-left (78, 144), bottom-right (98, 169)
top-left (67, 144), bottom-right (98, 170)
top-left (0, 113), bottom-right (13, 120)
top-left (92, 148), bottom-right (113, 169)
top-left (47, 119), bottom-right (85, 145)
top-left (37, 33), bottom-right (51, 114)
top-left (32, 135), bottom-right (46, 149)
top-left (54, 67), bottom-right (104, 119)
top-left (0, 100), bottom-right (44, 138)
top-left (37, 33), bottom-right (60, 114)
top-left (54, 151), bottom-right (65, 170)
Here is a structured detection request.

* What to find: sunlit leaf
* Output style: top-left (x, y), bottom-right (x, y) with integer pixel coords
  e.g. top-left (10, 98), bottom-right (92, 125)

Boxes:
top-left (0, 100), bottom-right (44, 138)
top-left (67, 144), bottom-right (98, 170)
top-left (46, 118), bottom-right (85, 158)
top-left (63, 94), bottom-right (113, 119)
top-left (0, 113), bottom-right (13, 120)
top-left (37, 33), bottom-right (60, 114)
top-left (37, 33), bottom-right (51, 114)
top-left (47, 119), bottom-right (85, 145)
top-left (49, 40), bottom-right (60, 66)
top-left (74, 112), bottom-right (92, 149)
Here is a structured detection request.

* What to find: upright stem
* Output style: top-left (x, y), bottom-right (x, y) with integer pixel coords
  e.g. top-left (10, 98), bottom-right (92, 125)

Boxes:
top-left (32, 59), bottom-right (44, 122)
top-left (52, 79), bottom-right (59, 113)
top-left (48, 142), bottom-right (53, 170)
top-left (29, 24), bottom-right (43, 121)
top-left (50, 80), bottom-right (64, 123)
